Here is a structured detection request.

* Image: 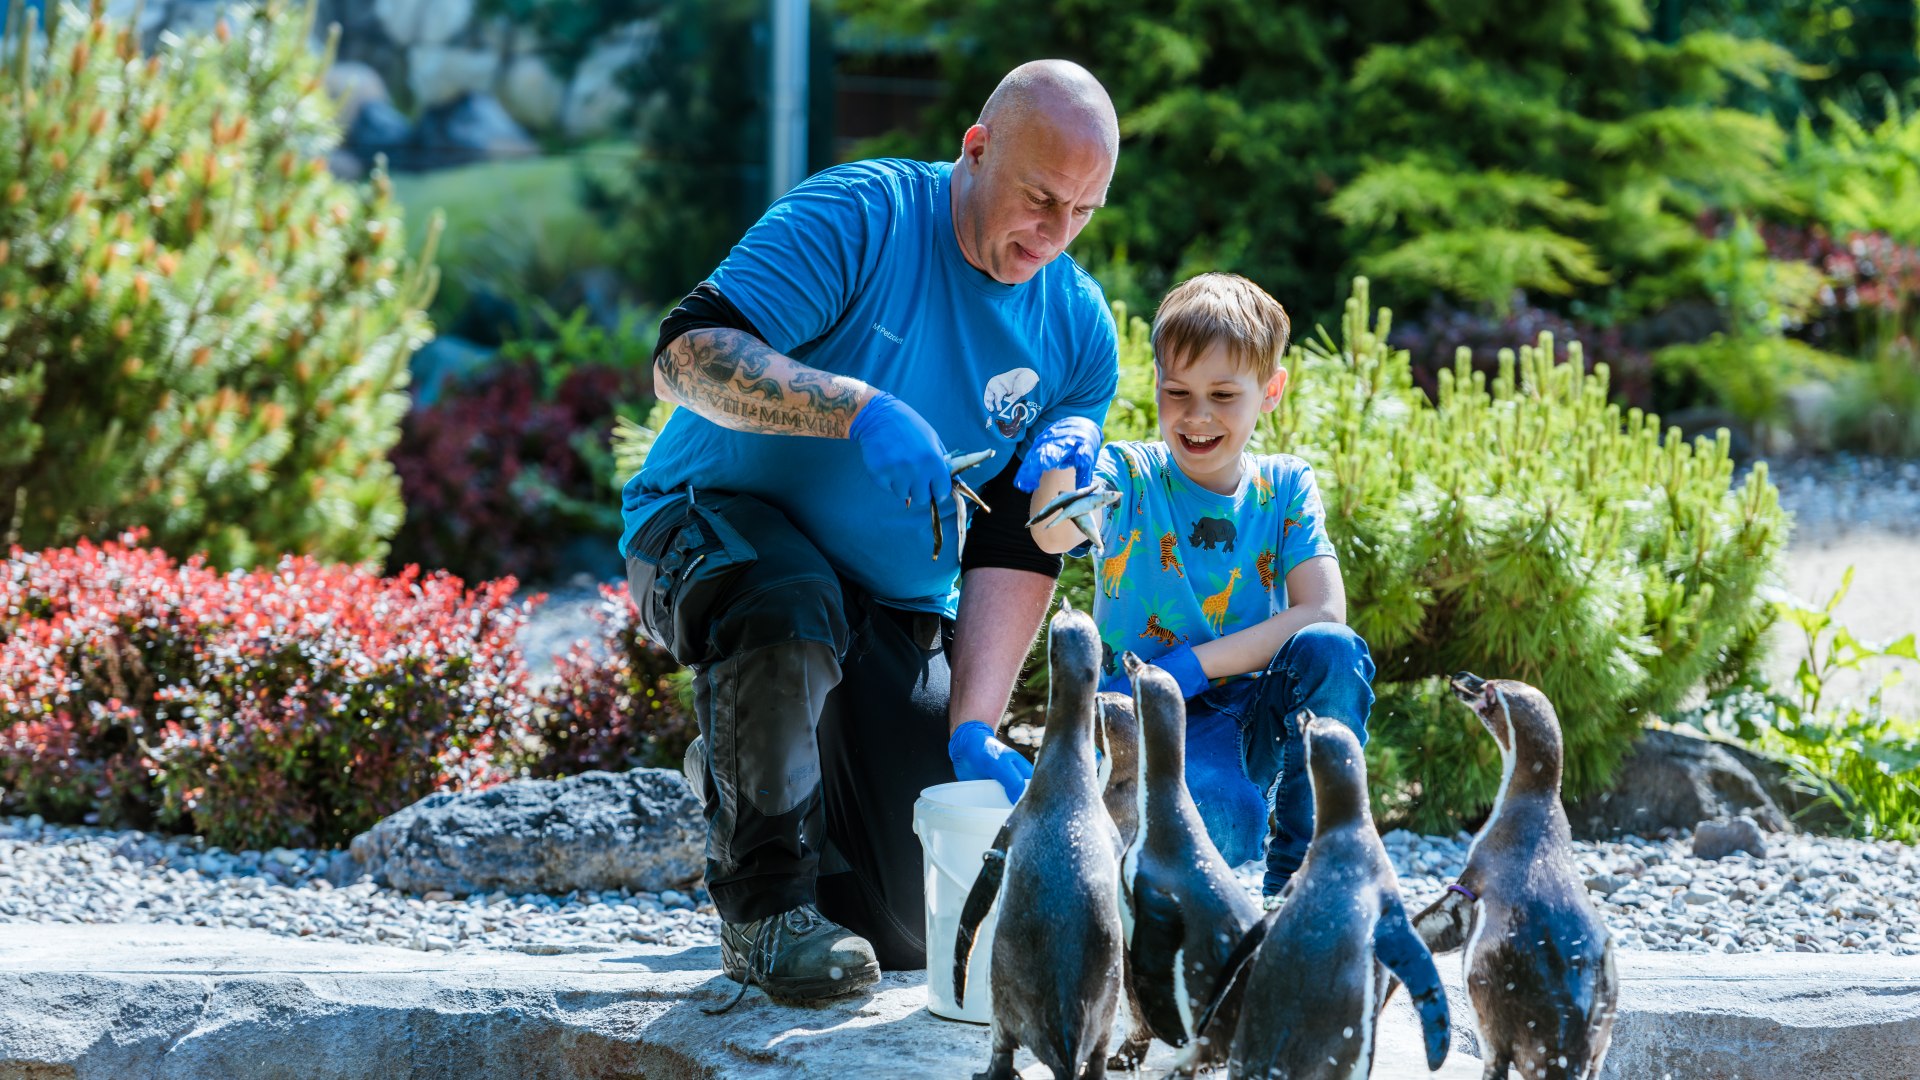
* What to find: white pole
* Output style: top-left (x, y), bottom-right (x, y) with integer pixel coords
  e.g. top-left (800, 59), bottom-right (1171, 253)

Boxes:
top-left (768, 0), bottom-right (809, 203)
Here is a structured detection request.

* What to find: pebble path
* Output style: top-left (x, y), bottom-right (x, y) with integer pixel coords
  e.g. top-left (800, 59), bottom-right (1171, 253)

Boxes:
top-left (6, 814), bottom-right (1916, 956)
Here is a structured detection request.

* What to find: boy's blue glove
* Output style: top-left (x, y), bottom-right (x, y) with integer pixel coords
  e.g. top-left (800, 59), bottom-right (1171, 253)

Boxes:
top-left (849, 392), bottom-right (950, 508)
top-left (1013, 416), bottom-right (1102, 492)
top-left (1099, 643), bottom-right (1211, 700)
top-left (948, 720), bottom-right (1033, 804)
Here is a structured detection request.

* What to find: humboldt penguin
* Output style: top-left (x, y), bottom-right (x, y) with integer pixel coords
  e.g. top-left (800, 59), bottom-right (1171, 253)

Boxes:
top-left (1109, 651), bottom-right (1260, 1073)
top-left (953, 602), bottom-right (1123, 1080)
top-left (1097, 691), bottom-right (1141, 849)
top-left (1197, 712), bottom-right (1451, 1079)
top-left (1411, 673), bottom-right (1617, 1080)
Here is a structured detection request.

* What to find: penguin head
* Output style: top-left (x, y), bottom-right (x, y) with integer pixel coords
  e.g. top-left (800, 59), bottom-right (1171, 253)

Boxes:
top-left (1302, 711), bottom-right (1370, 830)
top-left (1095, 691), bottom-right (1140, 794)
top-left (1047, 602), bottom-right (1102, 693)
top-left (1449, 672), bottom-right (1565, 788)
top-left (1121, 651), bottom-right (1188, 776)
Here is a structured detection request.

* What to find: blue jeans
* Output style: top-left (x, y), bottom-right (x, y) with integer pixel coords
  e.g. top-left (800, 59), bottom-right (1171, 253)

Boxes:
top-left (1181, 622), bottom-right (1375, 897)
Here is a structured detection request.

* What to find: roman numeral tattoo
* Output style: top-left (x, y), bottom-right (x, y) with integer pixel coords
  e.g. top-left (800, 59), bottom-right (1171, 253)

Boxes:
top-left (660, 329), bottom-right (869, 438)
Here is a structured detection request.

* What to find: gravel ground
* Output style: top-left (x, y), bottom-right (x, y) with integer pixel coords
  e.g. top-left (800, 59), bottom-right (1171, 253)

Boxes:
top-left (1754, 455), bottom-right (1920, 718)
top-left (0, 815), bottom-right (719, 955)
top-left (6, 813), bottom-right (1917, 957)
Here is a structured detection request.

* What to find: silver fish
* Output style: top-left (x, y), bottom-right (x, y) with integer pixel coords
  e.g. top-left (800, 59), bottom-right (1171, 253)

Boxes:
top-left (934, 449), bottom-right (996, 560)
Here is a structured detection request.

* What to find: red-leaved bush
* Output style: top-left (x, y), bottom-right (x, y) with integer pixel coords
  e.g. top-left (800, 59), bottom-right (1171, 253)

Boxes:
top-left (0, 534), bottom-right (536, 849)
top-left (527, 582), bottom-right (696, 778)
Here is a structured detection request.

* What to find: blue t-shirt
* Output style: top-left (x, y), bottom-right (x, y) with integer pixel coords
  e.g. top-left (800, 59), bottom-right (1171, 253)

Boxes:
top-left (621, 159), bottom-right (1118, 612)
top-left (1089, 442), bottom-right (1338, 684)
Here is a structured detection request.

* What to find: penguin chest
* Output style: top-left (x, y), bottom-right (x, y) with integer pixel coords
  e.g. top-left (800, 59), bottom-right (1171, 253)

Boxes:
top-left (1466, 896), bottom-right (1609, 1059)
top-left (1235, 902), bottom-right (1381, 1080)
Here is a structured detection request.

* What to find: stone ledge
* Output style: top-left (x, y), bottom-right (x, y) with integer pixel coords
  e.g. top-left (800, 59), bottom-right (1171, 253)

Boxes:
top-left (0, 925), bottom-right (1914, 1078)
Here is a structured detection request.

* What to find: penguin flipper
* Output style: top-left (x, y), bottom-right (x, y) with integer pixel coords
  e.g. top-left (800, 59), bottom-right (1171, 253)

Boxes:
top-left (953, 823), bottom-right (1012, 1008)
top-left (1187, 905), bottom-right (1280, 1048)
top-left (1374, 897), bottom-right (1450, 1072)
top-left (1130, 879), bottom-right (1192, 1044)
top-left (1413, 885), bottom-right (1475, 955)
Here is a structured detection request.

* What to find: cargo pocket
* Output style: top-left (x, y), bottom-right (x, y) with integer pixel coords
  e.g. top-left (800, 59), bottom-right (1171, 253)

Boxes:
top-left (625, 492), bottom-right (759, 666)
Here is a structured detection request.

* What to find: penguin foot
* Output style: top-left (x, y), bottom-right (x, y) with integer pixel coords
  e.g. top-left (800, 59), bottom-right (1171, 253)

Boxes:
top-left (1106, 1032), bottom-right (1151, 1072)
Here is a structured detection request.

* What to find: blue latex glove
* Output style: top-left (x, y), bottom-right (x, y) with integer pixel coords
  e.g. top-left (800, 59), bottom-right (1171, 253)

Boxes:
top-left (1013, 416), bottom-right (1102, 492)
top-left (1100, 644), bottom-right (1211, 700)
top-left (849, 392), bottom-right (950, 508)
top-left (948, 720), bottom-right (1034, 804)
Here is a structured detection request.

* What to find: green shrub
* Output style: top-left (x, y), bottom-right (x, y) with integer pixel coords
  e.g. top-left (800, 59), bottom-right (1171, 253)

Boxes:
top-left (0, 0), bottom-right (436, 570)
top-left (1280, 279), bottom-right (1789, 829)
top-left (388, 304), bottom-right (654, 585)
top-left (1018, 278), bottom-right (1788, 831)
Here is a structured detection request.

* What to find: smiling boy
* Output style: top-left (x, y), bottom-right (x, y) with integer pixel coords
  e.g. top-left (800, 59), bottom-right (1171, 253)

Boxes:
top-left (1025, 272), bottom-right (1376, 900)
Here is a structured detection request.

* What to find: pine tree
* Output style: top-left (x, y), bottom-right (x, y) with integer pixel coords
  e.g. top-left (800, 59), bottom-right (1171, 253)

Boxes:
top-left (0, 0), bottom-right (437, 568)
top-left (1329, 0), bottom-right (1804, 316)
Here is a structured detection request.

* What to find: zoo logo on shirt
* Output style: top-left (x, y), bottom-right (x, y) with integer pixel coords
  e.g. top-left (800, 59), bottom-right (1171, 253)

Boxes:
top-left (982, 367), bottom-right (1041, 438)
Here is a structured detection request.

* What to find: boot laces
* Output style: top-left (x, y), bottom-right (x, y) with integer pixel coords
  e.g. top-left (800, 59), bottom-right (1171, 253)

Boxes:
top-left (703, 904), bottom-right (828, 1015)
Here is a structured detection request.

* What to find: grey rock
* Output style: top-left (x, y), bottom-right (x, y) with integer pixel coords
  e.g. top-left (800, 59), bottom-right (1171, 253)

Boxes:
top-left (1695, 815), bottom-right (1770, 861)
top-left (562, 21), bottom-right (652, 138)
top-left (1564, 729), bottom-right (1786, 840)
top-left (346, 98), bottom-right (414, 168)
top-left (1585, 872), bottom-right (1632, 897)
top-left (498, 53), bottom-right (566, 131)
top-left (408, 92), bottom-right (536, 171)
top-left (156, 0), bottom-right (227, 41)
top-left (373, 0), bottom-right (473, 48)
top-left (407, 44), bottom-right (497, 111)
top-left (6, 926), bottom-right (1920, 1079)
top-left (349, 768), bottom-right (703, 897)
top-left (324, 60), bottom-right (392, 132)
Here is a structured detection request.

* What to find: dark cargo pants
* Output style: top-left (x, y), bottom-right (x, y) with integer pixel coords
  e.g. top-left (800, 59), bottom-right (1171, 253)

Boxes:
top-left (626, 491), bottom-right (955, 970)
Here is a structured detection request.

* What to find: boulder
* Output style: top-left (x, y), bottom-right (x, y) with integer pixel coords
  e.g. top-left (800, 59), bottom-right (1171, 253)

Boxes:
top-left (314, 0), bottom-right (411, 114)
top-left (562, 21), bottom-right (653, 139)
top-left (407, 43), bottom-right (498, 111)
top-left (349, 768), bottom-right (704, 897)
top-left (5, 927), bottom-right (1920, 1079)
top-left (498, 53), bottom-right (567, 132)
top-left (103, 0), bottom-right (169, 43)
top-left (155, 0), bottom-right (227, 41)
top-left (1694, 814), bottom-right (1769, 860)
top-left (346, 98), bottom-right (414, 169)
top-left (1723, 741), bottom-right (1852, 833)
top-left (1564, 728), bottom-right (1786, 840)
top-left (372, 0), bottom-right (473, 48)
top-left (325, 60), bottom-right (392, 132)
top-left (408, 92), bottom-right (537, 171)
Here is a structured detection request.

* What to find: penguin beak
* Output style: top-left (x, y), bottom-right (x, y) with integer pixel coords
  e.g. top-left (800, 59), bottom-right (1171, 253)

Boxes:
top-left (1449, 671), bottom-right (1487, 704)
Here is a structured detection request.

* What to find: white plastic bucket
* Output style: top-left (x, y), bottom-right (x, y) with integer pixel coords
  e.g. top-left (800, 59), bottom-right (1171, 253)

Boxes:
top-left (913, 779), bottom-right (1012, 1024)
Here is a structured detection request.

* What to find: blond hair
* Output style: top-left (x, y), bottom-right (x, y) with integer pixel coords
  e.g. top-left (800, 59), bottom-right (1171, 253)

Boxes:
top-left (1150, 273), bottom-right (1291, 379)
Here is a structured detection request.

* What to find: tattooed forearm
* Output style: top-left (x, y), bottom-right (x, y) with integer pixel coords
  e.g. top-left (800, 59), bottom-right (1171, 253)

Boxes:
top-left (658, 328), bottom-right (871, 438)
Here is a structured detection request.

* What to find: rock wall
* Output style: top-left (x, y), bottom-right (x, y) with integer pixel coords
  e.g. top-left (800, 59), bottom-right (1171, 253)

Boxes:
top-left (100, 0), bottom-right (650, 173)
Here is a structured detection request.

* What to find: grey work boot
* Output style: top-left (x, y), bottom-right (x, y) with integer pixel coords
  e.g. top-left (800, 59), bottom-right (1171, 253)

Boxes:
top-left (711, 902), bottom-right (879, 1009)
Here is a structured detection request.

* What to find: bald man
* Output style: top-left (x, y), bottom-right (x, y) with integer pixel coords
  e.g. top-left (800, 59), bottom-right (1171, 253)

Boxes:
top-left (620, 60), bottom-right (1121, 1005)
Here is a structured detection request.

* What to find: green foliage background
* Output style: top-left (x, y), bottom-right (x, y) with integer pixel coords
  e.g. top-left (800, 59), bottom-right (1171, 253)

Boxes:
top-left (0, 0), bottom-right (436, 569)
top-left (1027, 279), bottom-right (1789, 830)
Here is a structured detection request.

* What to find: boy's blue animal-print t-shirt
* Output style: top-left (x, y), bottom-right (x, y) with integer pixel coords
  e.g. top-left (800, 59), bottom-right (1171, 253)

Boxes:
top-left (1088, 441), bottom-right (1337, 686)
